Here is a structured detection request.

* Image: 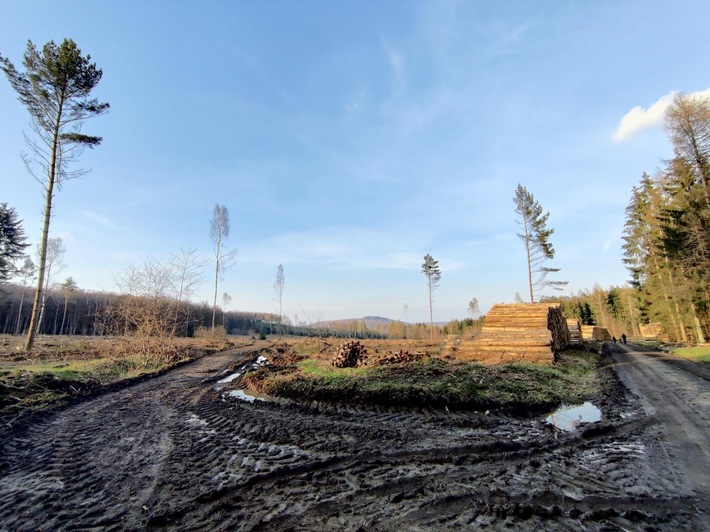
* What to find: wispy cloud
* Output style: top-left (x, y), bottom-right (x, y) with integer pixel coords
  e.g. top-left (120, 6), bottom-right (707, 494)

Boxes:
top-left (243, 225), bottom-right (457, 272)
top-left (82, 211), bottom-right (123, 231)
top-left (612, 87), bottom-right (710, 142)
top-left (382, 41), bottom-right (406, 97)
top-left (479, 20), bottom-right (535, 55)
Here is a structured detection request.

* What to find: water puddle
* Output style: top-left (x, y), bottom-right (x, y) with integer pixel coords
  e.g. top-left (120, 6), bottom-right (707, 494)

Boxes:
top-left (227, 389), bottom-right (266, 403)
top-left (217, 372), bottom-right (242, 384)
top-left (546, 402), bottom-right (601, 431)
top-left (215, 356), bottom-right (269, 387)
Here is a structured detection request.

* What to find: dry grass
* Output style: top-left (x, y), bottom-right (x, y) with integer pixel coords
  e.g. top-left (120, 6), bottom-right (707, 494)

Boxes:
top-left (0, 334), bottom-right (239, 420)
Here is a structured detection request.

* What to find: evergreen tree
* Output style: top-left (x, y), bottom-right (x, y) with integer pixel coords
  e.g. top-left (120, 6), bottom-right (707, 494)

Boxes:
top-left (0, 203), bottom-right (29, 282)
top-left (421, 253), bottom-right (441, 340)
top-left (1, 39), bottom-right (109, 351)
top-left (513, 184), bottom-right (567, 303)
top-left (622, 174), bottom-right (689, 341)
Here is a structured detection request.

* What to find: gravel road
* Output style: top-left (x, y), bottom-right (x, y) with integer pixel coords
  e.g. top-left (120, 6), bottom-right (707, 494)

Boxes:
top-left (0, 342), bottom-right (708, 530)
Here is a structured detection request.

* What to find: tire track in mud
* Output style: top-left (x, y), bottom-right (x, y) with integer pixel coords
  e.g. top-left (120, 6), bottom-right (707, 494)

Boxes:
top-left (0, 344), bottom-right (706, 531)
top-left (147, 391), bottom-right (697, 531)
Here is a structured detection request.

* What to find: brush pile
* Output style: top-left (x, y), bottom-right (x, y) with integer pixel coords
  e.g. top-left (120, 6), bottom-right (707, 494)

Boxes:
top-left (373, 349), bottom-right (422, 365)
top-left (331, 340), bottom-right (369, 368)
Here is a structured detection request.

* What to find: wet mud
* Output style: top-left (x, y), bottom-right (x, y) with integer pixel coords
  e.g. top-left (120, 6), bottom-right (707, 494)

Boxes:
top-left (0, 343), bottom-right (708, 530)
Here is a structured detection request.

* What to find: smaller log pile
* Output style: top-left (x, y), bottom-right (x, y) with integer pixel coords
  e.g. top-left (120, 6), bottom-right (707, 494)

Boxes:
top-left (331, 340), bottom-right (368, 368)
top-left (566, 319), bottom-right (582, 346)
top-left (639, 323), bottom-right (666, 340)
top-left (580, 326), bottom-right (612, 341)
top-left (547, 307), bottom-right (571, 352)
top-left (373, 349), bottom-right (422, 366)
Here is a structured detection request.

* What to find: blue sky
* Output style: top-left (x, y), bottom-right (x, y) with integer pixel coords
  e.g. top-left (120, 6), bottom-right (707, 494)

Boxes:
top-left (1, 1), bottom-right (709, 324)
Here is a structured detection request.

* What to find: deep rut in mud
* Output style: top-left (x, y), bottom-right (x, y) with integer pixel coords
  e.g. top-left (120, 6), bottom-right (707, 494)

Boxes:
top-left (0, 344), bottom-right (708, 530)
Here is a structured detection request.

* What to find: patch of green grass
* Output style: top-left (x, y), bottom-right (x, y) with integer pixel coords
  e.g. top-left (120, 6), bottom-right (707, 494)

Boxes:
top-left (672, 345), bottom-right (710, 363)
top-left (13, 358), bottom-right (113, 379)
top-left (296, 358), bottom-right (380, 380)
top-left (254, 350), bottom-right (602, 413)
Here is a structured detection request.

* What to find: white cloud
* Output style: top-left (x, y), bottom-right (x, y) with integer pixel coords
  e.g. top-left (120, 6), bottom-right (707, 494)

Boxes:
top-left (612, 91), bottom-right (677, 142)
top-left (612, 87), bottom-right (710, 142)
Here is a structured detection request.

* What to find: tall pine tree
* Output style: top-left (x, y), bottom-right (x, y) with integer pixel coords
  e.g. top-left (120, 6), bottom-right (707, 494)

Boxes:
top-left (1, 39), bottom-right (109, 350)
top-left (513, 184), bottom-right (567, 303)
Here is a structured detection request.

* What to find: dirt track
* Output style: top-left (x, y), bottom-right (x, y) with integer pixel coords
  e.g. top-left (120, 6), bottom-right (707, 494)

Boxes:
top-left (0, 342), bottom-right (708, 530)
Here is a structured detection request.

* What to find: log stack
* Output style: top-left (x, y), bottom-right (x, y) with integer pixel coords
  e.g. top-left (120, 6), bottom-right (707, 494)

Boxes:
top-left (566, 319), bottom-right (582, 346)
top-left (639, 323), bottom-right (666, 340)
top-left (548, 306), bottom-right (571, 351)
top-left (580, 326), bottom-right (612, 341)
top-left (453, 303), bottom-right (570, 365)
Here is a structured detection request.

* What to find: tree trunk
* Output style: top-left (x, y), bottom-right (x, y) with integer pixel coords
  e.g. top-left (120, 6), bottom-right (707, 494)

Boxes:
top-left (14, 288), bottom-right (26, 335)
top-left (211, 258), bottom-right (219, 333)
top-left (24, 97), bottom-right (63, 352)
top-left (626, 293), bottom-right (639, 337)
top-left (60, 293), bottom-right (69, 335)
top-left (663, 258), bottom-right (689, 343)
top-left (428, 278), bottom-right (434, 340)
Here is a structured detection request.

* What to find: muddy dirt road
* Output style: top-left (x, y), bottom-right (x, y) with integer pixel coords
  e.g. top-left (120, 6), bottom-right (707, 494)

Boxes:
top-left (613, 344), bottom-right (710, 513)
top-left (0, 342), bottom-right (708, 530)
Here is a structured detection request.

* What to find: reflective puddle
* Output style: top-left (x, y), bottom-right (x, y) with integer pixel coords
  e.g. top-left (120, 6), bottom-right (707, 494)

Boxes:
top-left (217, 372), bottom-right (242, 384)
top-left (546, 402), bottom-right (601, 431)
top-left (216, 356), bottom-right (269, 386)
top-left (227, 389), bottom-right (266, 403)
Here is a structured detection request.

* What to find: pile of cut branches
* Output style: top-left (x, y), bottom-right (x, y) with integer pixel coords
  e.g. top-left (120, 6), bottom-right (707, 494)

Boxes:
top-left (331, 341), bottom-right (368, 368)
top-left (373, 349), bottom-right (423, 366)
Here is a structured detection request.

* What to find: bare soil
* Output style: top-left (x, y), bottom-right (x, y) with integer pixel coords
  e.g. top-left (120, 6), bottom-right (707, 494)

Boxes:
top-left (0, 341), bottom-right (708, 530)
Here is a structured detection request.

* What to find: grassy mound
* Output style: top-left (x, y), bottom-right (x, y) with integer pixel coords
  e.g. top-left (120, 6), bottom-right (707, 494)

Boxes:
top-left (243, 348), bottom-right (601, 414)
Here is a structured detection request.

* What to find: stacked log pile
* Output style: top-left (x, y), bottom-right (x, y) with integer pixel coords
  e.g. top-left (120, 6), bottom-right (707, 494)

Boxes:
top-left (331, 340), bottom-right (368, 368)
top-left (453, 303), bottom-right (570, 365)
top-left (548, 307), bottom-right (571, 351)
top-left (639, 323), bottom-right (667, 340)
top-left (566, 319), bottom-right (582, 346)
top-left (580, 326), bottom-right (612, 341)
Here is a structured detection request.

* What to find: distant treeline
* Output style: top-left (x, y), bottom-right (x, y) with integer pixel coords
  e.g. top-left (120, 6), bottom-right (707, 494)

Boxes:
top-left (0, 282), bottom-right (282, 337)
top-left (310, 317), bottom-right (484, 340)
top-left (545, 284), bottom-right (676, 341)
top-left (0, 282), bottom-right (486, 340)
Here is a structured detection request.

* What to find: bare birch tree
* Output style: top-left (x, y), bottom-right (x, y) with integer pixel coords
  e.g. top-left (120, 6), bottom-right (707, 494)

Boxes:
top-left (274, 264), bottom-right (285, 335)
top-left (169, 248), bottom-right (207, 336)
top-left (36, 237), bottom-right (66, 333)
top-left (209, 204), bottom-right (236, 333)
top-left (13, 257), bottom-right (36, 334)
top-left (222, 292), bottom-right (232, 331)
